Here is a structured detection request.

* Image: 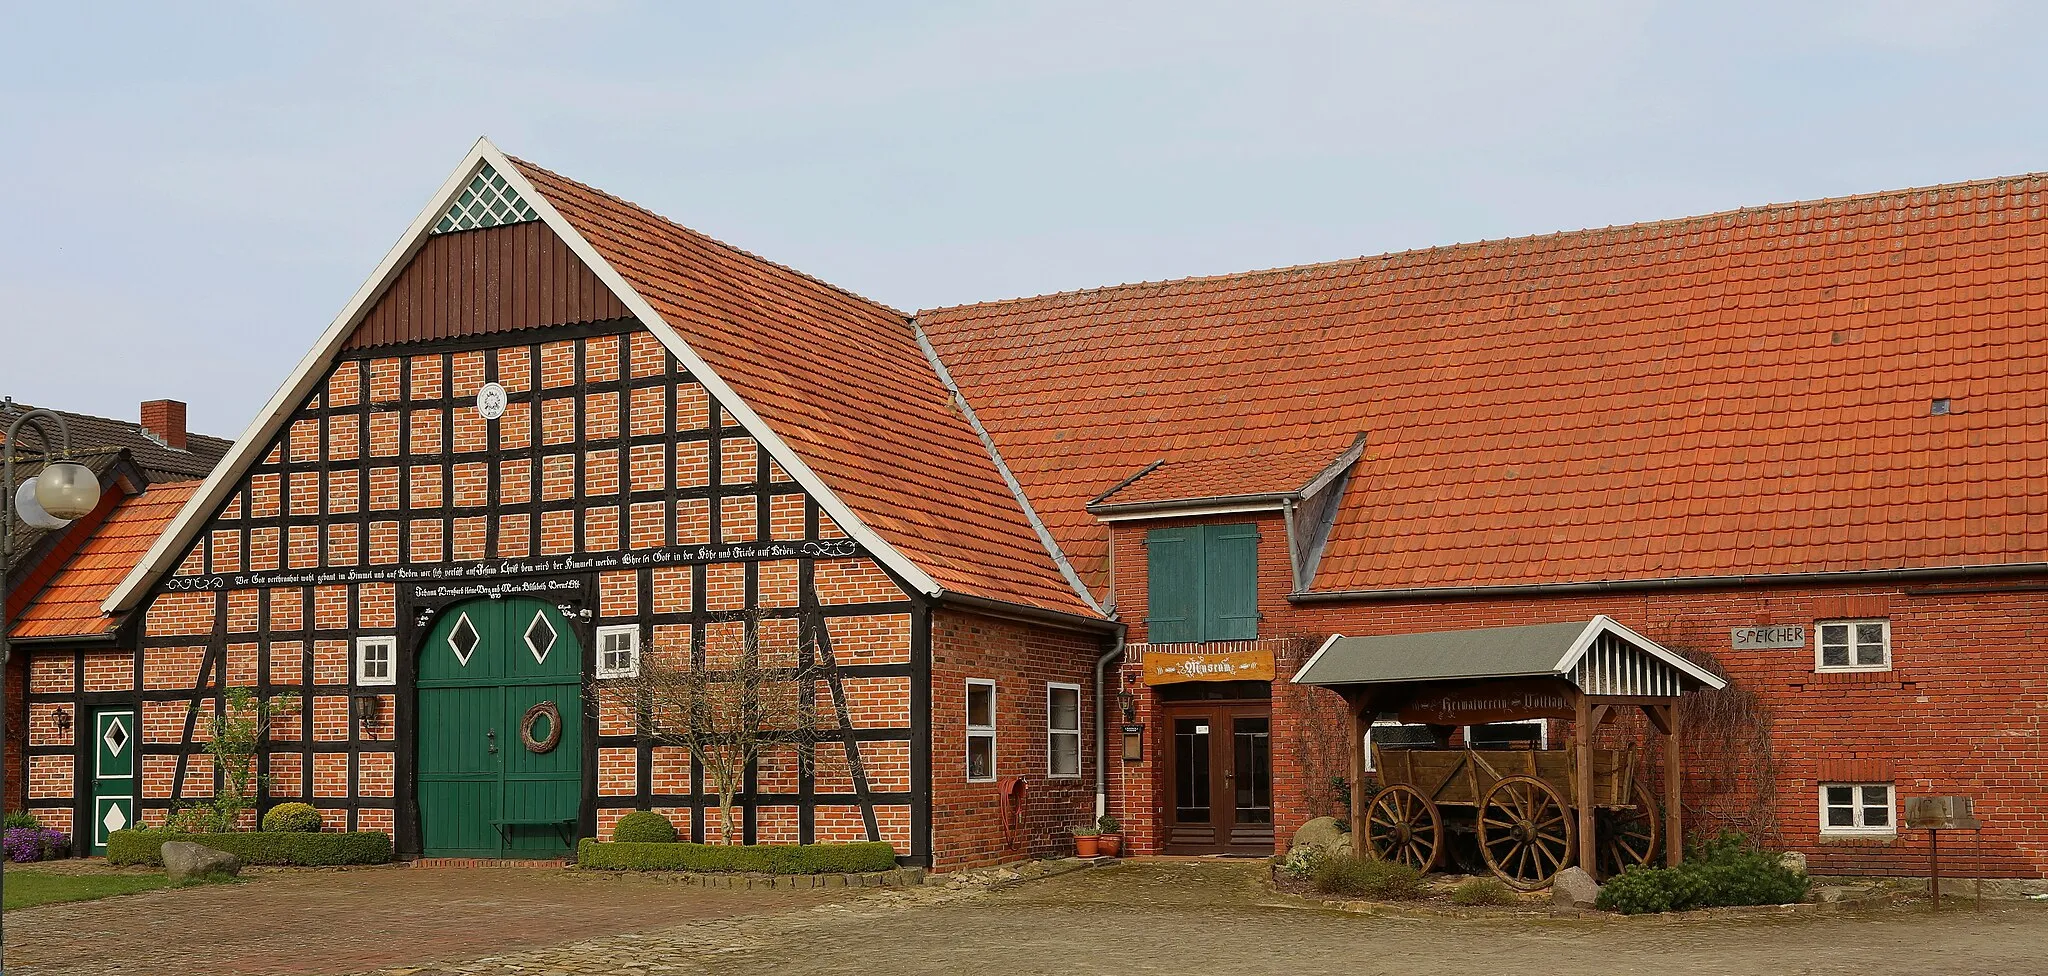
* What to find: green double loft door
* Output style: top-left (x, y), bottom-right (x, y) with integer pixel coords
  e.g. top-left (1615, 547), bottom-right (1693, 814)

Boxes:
top-left (418, 598), bottom-right (584, 857)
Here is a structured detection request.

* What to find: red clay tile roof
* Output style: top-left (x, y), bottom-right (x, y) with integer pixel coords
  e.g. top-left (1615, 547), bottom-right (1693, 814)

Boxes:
top-left (1091, 436), bottom-right (1361, 510)
top-left (510, 158), bottom-right (1094, 616)
top-left (13, 482), bottom-right (198, 639)
top-left (920, 174), bottom-right (2048, 594)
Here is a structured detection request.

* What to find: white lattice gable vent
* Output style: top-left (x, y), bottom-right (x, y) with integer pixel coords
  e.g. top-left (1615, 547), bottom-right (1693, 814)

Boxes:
top-left (432, 162), bottom-right (539, 234)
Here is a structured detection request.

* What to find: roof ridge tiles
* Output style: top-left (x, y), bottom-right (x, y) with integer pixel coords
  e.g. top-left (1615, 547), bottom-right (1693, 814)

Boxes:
top-left (916, 169), bottom-right (2048, 319)
top-left (507, 155), bottom-right (912, 322)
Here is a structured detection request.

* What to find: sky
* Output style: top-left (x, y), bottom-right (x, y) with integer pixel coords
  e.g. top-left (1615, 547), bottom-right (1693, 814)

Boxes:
top-left (4, 0), bottom-right (2046, 436)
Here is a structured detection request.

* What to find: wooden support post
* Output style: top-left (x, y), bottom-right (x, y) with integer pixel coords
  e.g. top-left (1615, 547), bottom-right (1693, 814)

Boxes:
top-left (1664, 702), bottom-right (1683, 868)
top-left (1574, 692), bottom-right (1597, 878)
top-left (1347, 692), bottom-right (1369, 857)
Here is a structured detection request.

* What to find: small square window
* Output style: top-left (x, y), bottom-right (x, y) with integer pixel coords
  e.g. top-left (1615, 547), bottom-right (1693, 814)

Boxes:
top-left (1816, 619), bottom-right (1890, 672)
top-left (595, 624), bottom-right (641, 679)
top-left (355, 636), bottom-right (396, 686)
top-left (1048, 684), bottom-right (1082, 778)
top-left (966, 680), bottom-right (996, 783)
top-left (1820, 782), bottom-right (1895, 835)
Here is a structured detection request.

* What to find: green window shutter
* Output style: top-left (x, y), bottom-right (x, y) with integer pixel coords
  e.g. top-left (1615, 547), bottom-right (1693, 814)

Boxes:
top-left (1145, 527), bottom-right (1202, 643)
top-left (1201, 523), bottom-right (1260, 641)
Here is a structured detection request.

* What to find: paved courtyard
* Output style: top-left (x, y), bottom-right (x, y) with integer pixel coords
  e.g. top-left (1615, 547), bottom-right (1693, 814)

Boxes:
top-left (10, 861), bottom-right (2048, 976)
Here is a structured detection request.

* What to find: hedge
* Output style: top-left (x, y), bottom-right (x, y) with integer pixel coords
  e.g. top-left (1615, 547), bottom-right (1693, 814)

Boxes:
top-left (577, 839), bottom-right (896, 874)
top-left (107, 829), bottom-right (392, 867)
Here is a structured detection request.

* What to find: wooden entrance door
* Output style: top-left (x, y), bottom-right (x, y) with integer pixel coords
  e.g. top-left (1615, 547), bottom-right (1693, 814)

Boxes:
top-left (1162, 702), bottom-right (1273, 854)
top-left (417, 598), bottom-right (584, 857)
top-left (90, 708), bottom-right (136, 855)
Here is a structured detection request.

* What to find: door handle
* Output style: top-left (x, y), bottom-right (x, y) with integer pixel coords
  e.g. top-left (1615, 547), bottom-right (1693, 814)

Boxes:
top-left (487, 729), bottom-right (499, 755)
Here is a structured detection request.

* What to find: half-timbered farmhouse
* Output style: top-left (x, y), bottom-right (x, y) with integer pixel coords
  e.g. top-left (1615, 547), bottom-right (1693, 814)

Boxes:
top-left (19, 140), bottom-right (2048, 878)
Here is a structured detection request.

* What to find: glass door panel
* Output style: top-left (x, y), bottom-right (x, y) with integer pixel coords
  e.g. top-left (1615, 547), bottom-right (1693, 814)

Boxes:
top-left (1173, 717), bottom-right (1212, 823)
top-left (1232, 716), bottom-right (1271, 826)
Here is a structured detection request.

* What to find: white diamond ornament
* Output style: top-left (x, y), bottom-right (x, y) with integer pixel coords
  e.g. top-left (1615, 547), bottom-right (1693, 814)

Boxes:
top-left (525, 612), bottom-right (557, 665)
top-left (103, 717), bottom-right (129, 756)
top-left (448, 613), bottom-right (480, 666)
top-left (103, 804), bottom-right (128, 834)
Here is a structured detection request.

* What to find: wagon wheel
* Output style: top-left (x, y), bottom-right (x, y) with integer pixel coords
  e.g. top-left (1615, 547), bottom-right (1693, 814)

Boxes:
top-left (1596, 779), bottom-right (1661, 878)
top-left (1361, 784), bottom-right (1443, 871)
top-left (1478, 775), bottom-right (1576, 890)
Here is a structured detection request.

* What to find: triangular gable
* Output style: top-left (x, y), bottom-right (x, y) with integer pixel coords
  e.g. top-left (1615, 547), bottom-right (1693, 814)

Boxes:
top-left (106, 138), bottom-right (972, 614)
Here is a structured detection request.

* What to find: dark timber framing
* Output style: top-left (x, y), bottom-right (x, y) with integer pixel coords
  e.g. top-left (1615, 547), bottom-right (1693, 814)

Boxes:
top-left (41, 318), bottom-right (935, 865)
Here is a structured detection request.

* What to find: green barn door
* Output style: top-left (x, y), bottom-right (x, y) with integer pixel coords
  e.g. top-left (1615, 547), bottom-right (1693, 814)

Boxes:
top-left (90, 709), bottom-right (136, 855)
top-left (417, 598), bottom-right (584, 857)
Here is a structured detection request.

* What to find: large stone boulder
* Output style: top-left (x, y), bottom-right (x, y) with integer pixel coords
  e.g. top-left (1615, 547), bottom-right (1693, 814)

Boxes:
top-left (161, 841), bottom-right (241, 882)
top-left (1290, 816), bottom-right (1350, 854)
top-left (1779, 851), bottom-right (1808, 877)
top-left (1551, 866), bottom-right (1600, 909)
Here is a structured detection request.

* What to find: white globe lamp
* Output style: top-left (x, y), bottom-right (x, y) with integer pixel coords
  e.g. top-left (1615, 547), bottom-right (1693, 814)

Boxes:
top-left (32, 460), bottom-right (101, 520)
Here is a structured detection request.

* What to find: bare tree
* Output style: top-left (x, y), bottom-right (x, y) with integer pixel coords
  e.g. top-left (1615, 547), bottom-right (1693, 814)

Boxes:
top-left (623, 611), bottom-right (817, 844)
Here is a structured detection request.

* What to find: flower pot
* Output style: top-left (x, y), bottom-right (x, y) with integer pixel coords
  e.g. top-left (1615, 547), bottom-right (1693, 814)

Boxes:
top-left (1097, 833), bottom-right (1122, 857)
top-left (1074, 834), bottom-right (1101, 857)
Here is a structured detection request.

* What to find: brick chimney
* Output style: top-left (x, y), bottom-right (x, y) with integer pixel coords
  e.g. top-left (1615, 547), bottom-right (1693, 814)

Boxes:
top-left (140, 399), bottom-right (188, 450)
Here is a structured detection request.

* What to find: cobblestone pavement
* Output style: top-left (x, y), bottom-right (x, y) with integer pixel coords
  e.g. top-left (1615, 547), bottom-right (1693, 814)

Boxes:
top-left (1, 865), bottom-right (848, 976)
top-left (357, 861), bottom-right (2048, 976)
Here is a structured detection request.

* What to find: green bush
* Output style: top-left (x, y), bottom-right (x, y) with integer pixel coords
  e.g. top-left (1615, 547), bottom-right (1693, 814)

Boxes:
top-left (3, 810), bottom-right (40, 830)
top-left (612, 811), bottom-right (679, 844)
top-left (577, 839), bottom-right (897, 874)
top-left (260, 803), bottom-right (323, 833)
top-left (1595, 832), bottom-right (1808, 914)
top-left (1310, 853), bottom-right (1424, 900)
top-left (1450, 877), bottom-right (1518, 906)
top-left (107, 829), bottom-right (391, 867)
top-left (1277, 844), bottom-right (1328, 879)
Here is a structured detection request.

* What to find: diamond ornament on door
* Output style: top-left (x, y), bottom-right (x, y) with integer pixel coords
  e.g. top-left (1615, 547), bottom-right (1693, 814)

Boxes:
top-left (102, 715), bottom-right (130, 757)
top-left (524, 611), bottom-right (557, 665)
top-left (448, 612), bottom-right (481, 666)
top-left (102, 802), bottom-right (128, 835)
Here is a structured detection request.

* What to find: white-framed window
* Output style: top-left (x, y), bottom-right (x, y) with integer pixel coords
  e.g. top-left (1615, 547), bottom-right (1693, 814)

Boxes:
top-left (595, 624), bottom-right (641, 679)
top-left (1047, 683), bottom-right (1082, 778)
top-left (966, 679), bottom-right (996, 783)
top-left (1820, 783), bottom-right (1895, 835)
top-left (1465, 719), bottom-right (1548, 750)
top-left (1816, 619), bottom-right (1890, 672)
top-left (355, 636), bottom-right (396, 686)
top-left (1363, 720), bottom-right (1439, 773)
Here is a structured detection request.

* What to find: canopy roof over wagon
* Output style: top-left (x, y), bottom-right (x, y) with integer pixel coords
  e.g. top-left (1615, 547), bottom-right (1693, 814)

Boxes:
top-left (1298, 616), bottom-right (1728, 886)
top-left (1292, 616), bottom-right (1726, 696)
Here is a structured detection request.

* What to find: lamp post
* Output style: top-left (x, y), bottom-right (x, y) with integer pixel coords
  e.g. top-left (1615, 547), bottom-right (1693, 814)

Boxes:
top-left (1, 405), bottom-right (102, 964)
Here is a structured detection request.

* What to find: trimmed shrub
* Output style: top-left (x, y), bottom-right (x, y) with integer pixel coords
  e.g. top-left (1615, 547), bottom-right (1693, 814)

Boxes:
top-left (1595, 832), bottom-right (1808, 914)
top-left (107, 830), bottom-right (392, 867)
top-left (577, 839), bottom-right (897, 874)
top-left (1310, 853), bottom-right (1424, 900)
top-left (612, 811), bottom-right (678, 844)
top-left (1450, 877), bottom-right (1518, 906)
top-left (260, 803), bottom-right (323, 833)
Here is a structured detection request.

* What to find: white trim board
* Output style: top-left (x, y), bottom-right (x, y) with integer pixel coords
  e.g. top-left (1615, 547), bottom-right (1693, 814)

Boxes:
top-left (107, 137), bottom-right (940, 612)
top-left (1553, 615), bottom-right (1728, 690)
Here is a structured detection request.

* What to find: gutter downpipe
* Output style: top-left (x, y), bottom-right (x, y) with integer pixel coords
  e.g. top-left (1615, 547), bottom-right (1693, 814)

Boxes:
top-left (1095, 622), bottom-right (1128, 819)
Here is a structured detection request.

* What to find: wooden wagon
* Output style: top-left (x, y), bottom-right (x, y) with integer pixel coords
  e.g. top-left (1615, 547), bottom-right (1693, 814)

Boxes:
top-left (1292, 616), bottom-right (1729, 889)
top-left (1362, 743), bottom-right (1660, 889)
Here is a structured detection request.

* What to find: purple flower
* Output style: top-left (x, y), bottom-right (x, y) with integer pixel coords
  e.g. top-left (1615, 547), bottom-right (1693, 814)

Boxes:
top-left (3, 827), bottom-right (70, 862)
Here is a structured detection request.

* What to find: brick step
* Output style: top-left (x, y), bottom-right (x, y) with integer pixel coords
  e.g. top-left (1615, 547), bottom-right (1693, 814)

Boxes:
top-left (405, 857), bottom-right (571, 869)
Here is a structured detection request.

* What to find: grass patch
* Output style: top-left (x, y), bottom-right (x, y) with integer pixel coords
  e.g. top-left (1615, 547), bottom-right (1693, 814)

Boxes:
top-left (1450, 877), bottom-right (1519, 906)
top-left (1310, 854), bottom-right (1424, 900)
top-left (3, 871), bottom-right (184, 910)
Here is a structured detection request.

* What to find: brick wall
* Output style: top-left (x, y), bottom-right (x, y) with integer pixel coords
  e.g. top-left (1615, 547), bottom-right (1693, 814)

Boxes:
top-left (929, 608), bottom-right (1110, 870)
top-left (1104, 511), bottom-right (2048, 878)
